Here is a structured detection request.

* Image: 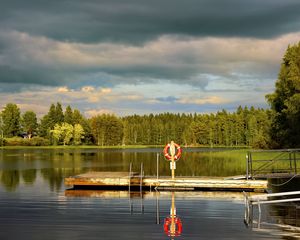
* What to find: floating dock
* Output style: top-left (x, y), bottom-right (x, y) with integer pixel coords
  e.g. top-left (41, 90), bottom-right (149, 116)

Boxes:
top-left (65, 172), bottom-right (267, 192)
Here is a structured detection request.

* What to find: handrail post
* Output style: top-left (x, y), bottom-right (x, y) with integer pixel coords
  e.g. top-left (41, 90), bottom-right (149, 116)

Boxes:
top-left (249, 152), bottom-right (253, 178)
top-left (246, 154), bottom-right (249, 180)
top-left (294, 151), bottom-right (297, 174)
top-left (140, 162), bottom-right (143, 194)
top-left (289, 151), bottom-right (292, 174)
top-left (157, 153), bottom-right (159, 180)
top-left (129, 162), bottom-right (132, 193)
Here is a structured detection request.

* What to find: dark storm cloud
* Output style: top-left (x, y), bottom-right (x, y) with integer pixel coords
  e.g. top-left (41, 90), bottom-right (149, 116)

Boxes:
top-left (0, 65), bottom-right (62, 86)
top-left (1, 0), bottom-right (300, 44)
top-left (0, 0), bottom-right (299, 98)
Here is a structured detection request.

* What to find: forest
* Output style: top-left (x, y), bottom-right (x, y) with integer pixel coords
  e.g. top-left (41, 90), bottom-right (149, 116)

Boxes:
top-left (0, 42), bottom-right (300, 149)
top-left (0, 103), bottom-right (270, 148)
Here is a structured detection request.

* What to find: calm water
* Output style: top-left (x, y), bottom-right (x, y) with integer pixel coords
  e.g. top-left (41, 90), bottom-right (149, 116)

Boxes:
top-left (0, 148), bottom-right (299, 239)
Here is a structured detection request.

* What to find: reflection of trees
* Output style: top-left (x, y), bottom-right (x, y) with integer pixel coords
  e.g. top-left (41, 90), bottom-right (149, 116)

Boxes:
top-left (268, 203), bottom-right (300, 228)
top-left (40, 168), bottom-right (64, 192)
top-left (21, 169), bottom-right (37, 185)
top-left (39, 150), bottom-right (89, 191)
top-left (268, 179), bottom-right (300, 228)
top-left (0, 170), bottom-right (20, 192)
top-left (124, 150), bottom-right (246, 177)
top-left (0, 148), bottom-right (249, 192)
top-left (40, 167), bottom-right (85, 192)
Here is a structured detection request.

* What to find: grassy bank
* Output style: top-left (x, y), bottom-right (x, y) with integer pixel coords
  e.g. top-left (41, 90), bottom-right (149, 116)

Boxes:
top-left (0, 145), bottom-right (164, 149)
top-left (0, 144), bottom-right (252, 149)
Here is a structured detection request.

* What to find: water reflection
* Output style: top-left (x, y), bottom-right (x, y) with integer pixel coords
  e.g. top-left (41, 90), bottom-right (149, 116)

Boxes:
top-left (0, 170), bottom-right (19, 191)
top-left (64, 190), bottom-right (248, 239)
top-left (0, 148), bottom-right (247, 192)
top-left (21, 169), bottom-right (37, 185)
top-left (245, 198), bottom-right (300, 238)
top-left (2, 147), bottom-right (300, 239)
top-left (163, 192), bottom-right (182, 238)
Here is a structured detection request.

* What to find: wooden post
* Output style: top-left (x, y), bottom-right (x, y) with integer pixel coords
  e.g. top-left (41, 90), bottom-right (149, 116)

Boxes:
top-left (170, 191), bottom-right (176, 235)
top-left (170, 141), bottom-right (176, 180)
top-left (156, 192), bottom-right (160, 225)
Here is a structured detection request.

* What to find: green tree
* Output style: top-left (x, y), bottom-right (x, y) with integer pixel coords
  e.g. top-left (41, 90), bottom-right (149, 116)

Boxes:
top-left (51, 123), bottom-right (73, 145)
top-left (90, 114), bottom-right (123, 146)
top-left (266, 42), bottom-right (300, 147)
top-left (71, 109), bottom-right (93, 144)
top-left (64, 105), bottom-right (73, 124)
top-left (73, 124), bottom-right (85, 145)
top-left (189, 120), bottom-right (209, 145)
top-left (39, 103), bottom-right (57, 137)
top-left (72, 109), bottom-right (83, 124)
top-left (21, 111), bottom-right (38, 139)
top-left (55, 102), bottom-right (64, 124)
top-left (1, 103), bottom-right (21, 137)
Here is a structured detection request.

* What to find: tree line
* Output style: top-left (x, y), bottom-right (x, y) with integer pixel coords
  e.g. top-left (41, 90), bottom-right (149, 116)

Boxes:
top-left (0, 41), bottom-right (300, 148)
top-left (0, 102), bottom-right (271, 148)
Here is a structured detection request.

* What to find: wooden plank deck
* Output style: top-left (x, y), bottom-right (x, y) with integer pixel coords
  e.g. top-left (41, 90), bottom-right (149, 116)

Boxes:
top-left (64, 171), bottom-right (267, 192)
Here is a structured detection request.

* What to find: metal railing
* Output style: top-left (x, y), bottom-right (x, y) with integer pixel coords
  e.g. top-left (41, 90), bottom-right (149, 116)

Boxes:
top-left (246, 149), bottom-right (300, 179)
top-left (244, 190), bottom-right (300, 226)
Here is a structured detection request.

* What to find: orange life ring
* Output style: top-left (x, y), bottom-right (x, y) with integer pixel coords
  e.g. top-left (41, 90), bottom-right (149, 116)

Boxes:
top-left (164, 216), bottom-right (182, 236)
top-left (163, 142), bottom-right (182, 161)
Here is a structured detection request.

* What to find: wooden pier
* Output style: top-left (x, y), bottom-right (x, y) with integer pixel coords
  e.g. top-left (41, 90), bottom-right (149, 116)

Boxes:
top-left (65, 171), bottom-right (267, 192)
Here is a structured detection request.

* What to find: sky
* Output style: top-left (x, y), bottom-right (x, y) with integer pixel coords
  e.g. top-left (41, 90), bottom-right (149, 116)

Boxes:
top-left (1, 0), bottom-right (300, 117)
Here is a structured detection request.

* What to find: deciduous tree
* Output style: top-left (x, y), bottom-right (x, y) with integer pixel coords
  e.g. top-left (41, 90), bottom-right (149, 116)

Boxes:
top-left (21, 111), bottom-right (38, 139)
top-left (73, 124), bottom-right (85, 145)
top-left (1, 103), bottom-right (21, 137)
top-left (51, 123), bottom-right (73, 145)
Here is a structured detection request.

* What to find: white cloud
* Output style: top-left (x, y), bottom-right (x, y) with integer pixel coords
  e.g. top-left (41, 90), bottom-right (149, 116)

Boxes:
top-left (57, 86), bottom-right (70, 92)
top-left (100, 88), bottom-right (112, 94)
top-left (81, 86), bottom-right (95, 92)
top-left (85, 109), bottom-right (115, 117)
top-left (177, 96), bottom-right (226, 105)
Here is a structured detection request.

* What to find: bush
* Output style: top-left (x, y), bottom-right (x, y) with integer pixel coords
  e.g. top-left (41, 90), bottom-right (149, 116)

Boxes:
top-left (29, 137), bottom-right (50, 146)
top-left (4, 137), bottom-right (25, 146)
top-left (4, 137), bottom-right (50, 146)
top-left (0, 137), bottom-right (6, 146)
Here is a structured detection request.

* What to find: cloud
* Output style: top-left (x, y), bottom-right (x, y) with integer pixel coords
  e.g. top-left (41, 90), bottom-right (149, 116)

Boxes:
top-left (85, 109), bottom-right (115, 118)
top-left (81, 86), bottom-right (95, 92)
top-left (156, 96), bottom-right (179, 103)
top-left (177, 96), bottom-right (226, 105)
top-left (1, 1), bottom-right (300, 115)
top-left (57, 86), bottom-right (70, 92)
top-left (1, 0), bottom-right (300, 44)
top-left (1, 30), bottom-right (300, 93)
top-left (100, 88), bottom-right (112, 94)
top-left (0, 82), bottom-right (269, 117)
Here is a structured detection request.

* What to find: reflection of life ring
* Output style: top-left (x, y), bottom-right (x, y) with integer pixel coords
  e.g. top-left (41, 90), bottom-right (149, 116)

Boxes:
top-left (163, 142), bottom-right (182, 161)
top-left (164, 216), bottom-right (182, 237)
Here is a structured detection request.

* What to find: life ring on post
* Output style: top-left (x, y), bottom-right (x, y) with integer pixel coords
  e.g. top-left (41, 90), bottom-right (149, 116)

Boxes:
top-left (163, 142), bottom-right (182, 161)
top-left (164, 216), bottom-right (183, 237)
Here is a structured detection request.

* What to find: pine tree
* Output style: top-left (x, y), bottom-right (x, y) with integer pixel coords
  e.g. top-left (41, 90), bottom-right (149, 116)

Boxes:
top-left (64, 105), bottom-right (73, 125)
top-left (266, 42), bottom-right (300, 147)
top-left (39, 104), bottom-right (56, 137)
top-left (55, 102), bottom-right (64, 124)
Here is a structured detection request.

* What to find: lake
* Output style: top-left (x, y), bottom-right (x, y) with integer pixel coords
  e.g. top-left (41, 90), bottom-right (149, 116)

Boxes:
top-left (0, 148), bottom-right (299, 239)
